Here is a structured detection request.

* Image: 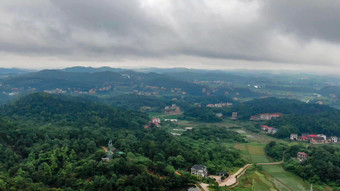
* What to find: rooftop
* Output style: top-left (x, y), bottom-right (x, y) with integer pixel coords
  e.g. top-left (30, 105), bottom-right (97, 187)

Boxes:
top-left (192, 164), bottom-right (206, 170)
top-left (298, 152), bottom-right (308, 156)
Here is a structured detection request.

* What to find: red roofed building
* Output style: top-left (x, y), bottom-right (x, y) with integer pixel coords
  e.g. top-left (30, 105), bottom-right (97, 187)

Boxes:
top-left (297, 152), bottom-right (308, 162)
top-left (152, 118), bottom-right (161, 126)
top-left (261, 125), bottom-right (273, 130)
top-left (261, 125), bottom-right (278, 134)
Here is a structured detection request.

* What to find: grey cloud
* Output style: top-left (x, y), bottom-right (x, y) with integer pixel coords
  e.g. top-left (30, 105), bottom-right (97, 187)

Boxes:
top-left (0, 0), bottom-right (340, 69)
top-left (262, 0), bottom-right (340, 42)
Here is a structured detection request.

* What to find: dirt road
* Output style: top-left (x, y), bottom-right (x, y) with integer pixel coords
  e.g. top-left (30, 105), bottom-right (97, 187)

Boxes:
top-left (219, 164), bottom-right (253, 186)
top-left (200, 183), bottom-right (209, 191)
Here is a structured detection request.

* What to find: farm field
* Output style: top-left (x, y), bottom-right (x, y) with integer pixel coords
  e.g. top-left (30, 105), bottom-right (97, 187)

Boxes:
top-left (156, 116), bottom-right (313, 191)
top-left (262, 165), bottom-right (309, 191)
top-left (233, 129), bottom-right (310, 191)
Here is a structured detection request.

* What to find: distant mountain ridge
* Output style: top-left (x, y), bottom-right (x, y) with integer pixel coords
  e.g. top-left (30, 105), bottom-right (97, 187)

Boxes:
top-left (62, 66), bottom-right (128, 73)
top-left (0, 68), bottom-right (34, 75)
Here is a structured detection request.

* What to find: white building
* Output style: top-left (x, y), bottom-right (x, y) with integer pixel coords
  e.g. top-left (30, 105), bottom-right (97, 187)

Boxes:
top-left (191, 165), bottom-right (208, 177)
top-left (290, 134), bottom-right (298, 140)
top-left (331, 136), bottom-right (338, 143)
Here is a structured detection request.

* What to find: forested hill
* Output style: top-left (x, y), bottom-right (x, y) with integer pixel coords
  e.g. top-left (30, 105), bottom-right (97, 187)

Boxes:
top-left (236, 97), bottom-right (337, 118)
top-left (231, 97), bottom-right (340, 137)
top-left (1, 93), bottom-right (149, 128)
top-left (2, 69), bottom-right (206, 95)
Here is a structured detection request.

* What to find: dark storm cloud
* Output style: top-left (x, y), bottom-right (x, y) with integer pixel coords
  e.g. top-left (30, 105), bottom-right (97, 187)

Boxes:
top-left (0, 0), bottom-right (340, 70)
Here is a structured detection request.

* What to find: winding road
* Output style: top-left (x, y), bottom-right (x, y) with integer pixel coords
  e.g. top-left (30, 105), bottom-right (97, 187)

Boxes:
top-left (213, 151), bottom-right (286, 189)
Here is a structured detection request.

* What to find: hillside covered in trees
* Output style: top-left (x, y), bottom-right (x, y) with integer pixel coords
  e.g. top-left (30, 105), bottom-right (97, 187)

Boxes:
top-left (0, 93), bottom-right (246, 190)
top-left (1, 93), bottom-right (149, 129)
top-left (233, 98), bottom-right (340, 137)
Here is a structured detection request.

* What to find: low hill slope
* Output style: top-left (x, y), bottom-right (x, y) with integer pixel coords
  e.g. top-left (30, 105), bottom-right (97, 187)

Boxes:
top-left (1, 93), bottom-right (149, 128)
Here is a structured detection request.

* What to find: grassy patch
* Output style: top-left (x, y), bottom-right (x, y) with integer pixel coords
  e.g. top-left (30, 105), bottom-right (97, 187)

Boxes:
top-left (262, 165), bottom-right (309, 191)
top-left (251, 155), bottom-right (270, 163)
top-left (247, 145), bottom-right (265, 155)
top-left (234, 144), bottom-right (247, 151)
top-left (253, 171), bottom-right (276, 191)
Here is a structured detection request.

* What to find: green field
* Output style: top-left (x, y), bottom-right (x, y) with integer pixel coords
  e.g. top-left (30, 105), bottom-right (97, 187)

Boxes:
top-left (157, 116), bottom-right (312, 191)
top-left (233, 130), bottom-right (310, 191)
top-left (262, 165), bottom-right (309, 191)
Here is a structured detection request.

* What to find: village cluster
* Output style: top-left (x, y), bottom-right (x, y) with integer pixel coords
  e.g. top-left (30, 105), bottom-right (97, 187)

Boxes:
top-left (250, 113), bottom-right (283, 121)
top-left (290, 133), bottom-right (338, 144)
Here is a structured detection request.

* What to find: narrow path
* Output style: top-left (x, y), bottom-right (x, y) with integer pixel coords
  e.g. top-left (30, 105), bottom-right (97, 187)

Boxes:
top-left (214, 151), bottom-right (287, 188)
top-left (257, 151), bottom-right (285, 166)
top-left (200, 183), bottom-right (209, 191)
top-left (257, 161), bottom-right (283, 165)
top-left (218, 164), bottom-right (253, 186)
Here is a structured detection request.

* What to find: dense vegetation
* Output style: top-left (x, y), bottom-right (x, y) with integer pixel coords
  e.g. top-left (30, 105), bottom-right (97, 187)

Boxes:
top-left (236, 97), bottom-right (333, 118)
top-left (0, 93), bottom-right (245, 190)
top-left (265, 141), bottom-right (340, 188)
top-left (184, 107), bottom-right (223, 122)
top-left (267, 112), bottom-right (340, 138)
top-left (1, 67), bottom-right (340, 190)
top-left (105, 94), bottom-right (169, 112)
top-left (1, 93), bottom-right (149, 128)
top-left (1, 70), bottom-right (205, 96)
top-left (230, 97), bottom-right (340, 137)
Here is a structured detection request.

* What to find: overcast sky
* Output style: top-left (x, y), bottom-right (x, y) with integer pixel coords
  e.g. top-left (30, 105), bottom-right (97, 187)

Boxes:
top-left (0, 0), bottom-right (340, 74)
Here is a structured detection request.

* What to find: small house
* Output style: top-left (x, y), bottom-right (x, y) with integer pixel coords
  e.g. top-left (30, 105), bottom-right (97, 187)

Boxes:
top-left (164, 104), bottom-right (181, 114)
top-left (261, 125), bottom-right (277, 134)
top-left (151, 118), bottom-right (161, 127)
top-left (331, 136), bottom-right (338, 143)
top-left (191, 165), bottom-right (208, 177)
top-left (290, 134), bottom-right (298, 140)
top-left (216, 113), bottom-right (223, 118)
top-left (231, 112), bottom-right (238, 119)
top-left (152, 118), bottom-right (161, 125)
top-left (310, 136), bottom-right (327, 144)
top-left (297, 152), bottom-right (308, 162)
top-left (219, 171), bottom-right (228, 177)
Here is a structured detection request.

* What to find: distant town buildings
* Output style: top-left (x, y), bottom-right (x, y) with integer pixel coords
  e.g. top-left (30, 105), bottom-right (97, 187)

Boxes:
top-left (171, 133), bottom-right (181, 136)
top-left (250, 113), bottom-right (283, 121)
top-left (216, 113), bottom-right (223, 118)
top-left (44, 88), bottom-right (67, 94)
top-left (206, 103), bottom-right (232, 108)
top-left (164, 104), bottom-right (181, 114)
top-left (191, 165), bottom-right (208, 177)
top-left (290, 133), bottom-right (337, 144)
top-left (164, 119), bottom-right (178, 122)
top-left (297, 152), bottom-right (308, 162)
top-left (231, 112), bottom-right (238, 120)
top-left (140, 106), bottom-right (152, 112)
top-left (120, 74), bottom-right (130, 79)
